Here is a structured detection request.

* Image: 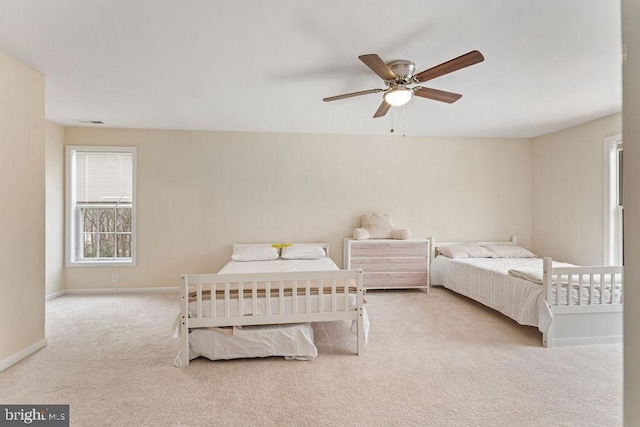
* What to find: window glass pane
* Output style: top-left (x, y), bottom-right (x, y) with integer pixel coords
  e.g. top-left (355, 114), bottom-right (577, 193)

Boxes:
top-left (82, 208), bottom-right (99, 233)
top-left (621, 208), bottom-right (624, 265)
top-left (116, 208), bottom-right (132, 232)
top-left (99, 234), bottom-right (115, 258)
top-left (117, 234), bottom-right (132, 258)
top-left (99, 208), bottom-right (115, 233)
top-left (83, 233), bottom-right (98, 258)
top-left (618, 149), bottom-right (623, 206)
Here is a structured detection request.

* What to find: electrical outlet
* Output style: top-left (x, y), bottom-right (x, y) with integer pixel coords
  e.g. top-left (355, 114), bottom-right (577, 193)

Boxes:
top-left (112, 273), bottom-right (118, 283)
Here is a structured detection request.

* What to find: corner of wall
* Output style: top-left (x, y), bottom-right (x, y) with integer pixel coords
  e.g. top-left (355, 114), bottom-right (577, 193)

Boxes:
top-left (45, 120), bottom-right (67, 296)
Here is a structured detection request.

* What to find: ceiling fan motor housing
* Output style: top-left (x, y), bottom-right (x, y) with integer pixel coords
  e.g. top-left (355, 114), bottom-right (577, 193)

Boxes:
top-left (386, 60), bottom-right (415, 84)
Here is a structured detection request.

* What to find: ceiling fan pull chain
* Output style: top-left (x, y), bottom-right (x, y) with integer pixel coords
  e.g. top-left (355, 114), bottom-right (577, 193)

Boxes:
top-left (402, 104), bottom-right (407, 137)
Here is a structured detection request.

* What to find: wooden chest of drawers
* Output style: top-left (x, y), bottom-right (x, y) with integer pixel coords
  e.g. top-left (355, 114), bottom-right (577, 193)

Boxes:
top-left (343, 237), bottom-right (431, 291)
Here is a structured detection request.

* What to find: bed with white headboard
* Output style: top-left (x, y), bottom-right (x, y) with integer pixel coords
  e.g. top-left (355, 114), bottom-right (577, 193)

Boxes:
top-left (430, 237), bottom-right (623, 347)
top-left (175, 242), bottom-right (366, 366)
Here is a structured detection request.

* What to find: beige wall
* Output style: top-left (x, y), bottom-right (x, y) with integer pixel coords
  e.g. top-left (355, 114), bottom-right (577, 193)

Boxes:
top-left (63, 127), bottom-right (532, 289)
top-left (0, 51), bottom-right (46, 362)
top-left (531, 113), bottom-right (622, 265)
top-left (45, 121), bottom-right (65, 296)
top-left (623, 0), bottom-right (639, 424)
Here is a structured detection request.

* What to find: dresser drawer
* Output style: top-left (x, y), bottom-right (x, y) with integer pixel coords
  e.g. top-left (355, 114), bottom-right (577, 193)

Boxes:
top-left (363, 273), bottom-right (390, 288)
top-left (389, 242), bottom-right (429, 257)
top-left (389, 257), bottom-right (428, 271)
top-left (350, 243), bottom-right (390, 257)
top-left (364, 272), bottom-right (428, 288)
top-left (350, 258), bottom-right (390, 272)
top-left (389, 272), bottom-right (428, 287)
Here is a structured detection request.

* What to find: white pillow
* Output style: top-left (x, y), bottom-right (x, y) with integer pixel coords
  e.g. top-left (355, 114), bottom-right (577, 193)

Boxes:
top-left (231, 245), bottom-right (279, 262)
top-left (437, 243), bottom-right (493, 259)
top-left (482, 245), bottom-right (536, 258)
top-left (281, 245), bottom-right (326, 260)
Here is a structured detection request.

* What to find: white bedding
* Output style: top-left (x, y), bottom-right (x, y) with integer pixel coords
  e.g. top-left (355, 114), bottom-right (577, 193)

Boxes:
top-left (176, 257), bottom-right (369, 365)
top-left (189, 323), bottom-right (318, 362)
top-left (219, 257), bottom-right (340, 274)
top-left (430, 256), bottom-right (622, 333)
top-left (430, 256), bottom-right (547, 330)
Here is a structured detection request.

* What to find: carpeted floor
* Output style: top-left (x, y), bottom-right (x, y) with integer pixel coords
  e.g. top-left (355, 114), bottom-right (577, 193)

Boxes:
top-left (0, 287), bottom-right (622, 426)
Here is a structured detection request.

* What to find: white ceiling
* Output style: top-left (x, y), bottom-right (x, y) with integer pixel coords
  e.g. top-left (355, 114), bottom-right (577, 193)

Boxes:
top-left (0, 0), bottom-right (622, 138)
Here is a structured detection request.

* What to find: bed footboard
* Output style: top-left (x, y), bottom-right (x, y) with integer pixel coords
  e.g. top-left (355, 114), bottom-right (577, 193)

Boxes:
top-left (542, 257), bottom-right (623, 347)
top-left (179, 269), bottom-right (364, 366)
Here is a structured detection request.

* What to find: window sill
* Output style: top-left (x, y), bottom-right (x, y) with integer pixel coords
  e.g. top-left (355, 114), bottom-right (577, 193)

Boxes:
top-left (67, 259), bottom-right (136, 268)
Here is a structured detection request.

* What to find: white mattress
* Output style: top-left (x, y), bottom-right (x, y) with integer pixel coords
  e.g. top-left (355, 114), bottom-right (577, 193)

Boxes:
top-left (177, 257), bottom-right (369, 365)
top-left (430, 256), bottom-right (622, 333)
top-left (219, 257), bottom-right (340, 274)
top-left (430, 256), bottom-right (554, 332)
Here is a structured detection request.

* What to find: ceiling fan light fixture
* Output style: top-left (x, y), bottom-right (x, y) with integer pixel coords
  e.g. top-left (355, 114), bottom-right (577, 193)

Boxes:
top-left (384, 88), bottom-right (413, 106)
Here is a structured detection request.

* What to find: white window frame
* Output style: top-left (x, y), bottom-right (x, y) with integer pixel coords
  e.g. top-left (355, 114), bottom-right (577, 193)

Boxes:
top-left (603, 134), bottom-right (623, 265)
top-left (65, 146), bottom-right (137, 267)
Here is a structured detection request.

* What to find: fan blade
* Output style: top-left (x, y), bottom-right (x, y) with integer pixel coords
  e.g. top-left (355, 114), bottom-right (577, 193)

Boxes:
top-left (323, 88), bottom-right (384, 102)
top-left (413, 50), bottom-right (484, 83)
top-left (359, 54), bottom-right (397, 81)
top-left (373, 101), bottom-right (391, 118)
top-left (414, 87), bottom-right (463, 103)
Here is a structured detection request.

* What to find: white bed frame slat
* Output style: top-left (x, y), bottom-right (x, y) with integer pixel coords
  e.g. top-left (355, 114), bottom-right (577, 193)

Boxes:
top-left (356, 270), bottom-right (365, 354)
top-left (251, 282), bottom-right (257, 316)
top-left (211, 283), bottom-right (217, 318)
top-left (196, 284), bottom-right (203, 318)
top-left (331, 279), bottom-right (337, 312)
top-left (292, 281), bottom-right (298, 314)
top-left (224, 283), bottom-right (230, 317)
top-left (266, 281), bottom-right (271, 316)
top-left (180, 275), bottom-right (190, 363)
top-left (279, 281), bottom-right (284, 315)
top-left (578, 275), bottom-right (584, 306)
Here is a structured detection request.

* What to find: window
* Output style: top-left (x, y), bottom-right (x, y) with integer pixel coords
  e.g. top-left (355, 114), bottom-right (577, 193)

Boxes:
top-left (604, 135), bottom-right (623, 265)
top-left (66, 146), bottom-right (136, 266)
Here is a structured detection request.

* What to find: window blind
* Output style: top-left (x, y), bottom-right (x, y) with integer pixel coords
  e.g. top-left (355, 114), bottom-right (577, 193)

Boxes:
top-left (75, 152), bottom-right (133, 203)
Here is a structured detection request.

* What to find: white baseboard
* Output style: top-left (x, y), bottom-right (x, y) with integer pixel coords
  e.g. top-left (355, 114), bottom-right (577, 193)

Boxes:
top-left (45, 290), bottom-right (66, 301)
top-left (0, 338), bottom-right (48, 372)
top-left (64, 286), bottom-right (179, 295)
top-left (549, 335), bottom-right (623, 347)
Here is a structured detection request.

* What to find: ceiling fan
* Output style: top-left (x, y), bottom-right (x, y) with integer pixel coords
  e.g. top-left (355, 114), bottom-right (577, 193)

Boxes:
top-left (322, 50), bottom-right (484, 118)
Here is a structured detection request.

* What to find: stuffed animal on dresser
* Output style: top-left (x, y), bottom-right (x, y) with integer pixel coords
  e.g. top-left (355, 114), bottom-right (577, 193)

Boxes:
top-left (353, 212), bottom-right (411, 240)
